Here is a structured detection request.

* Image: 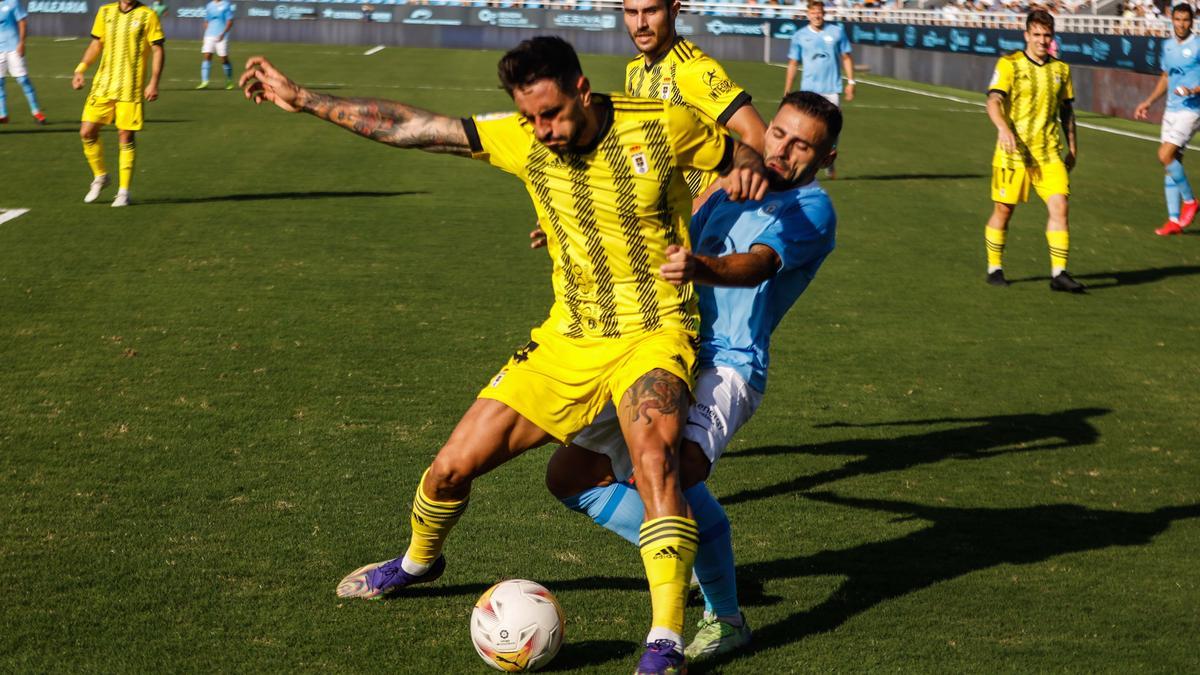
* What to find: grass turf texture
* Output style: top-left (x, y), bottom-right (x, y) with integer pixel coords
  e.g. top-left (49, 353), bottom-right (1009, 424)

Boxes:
top-left (2, 38), bottom-right (1198, 673)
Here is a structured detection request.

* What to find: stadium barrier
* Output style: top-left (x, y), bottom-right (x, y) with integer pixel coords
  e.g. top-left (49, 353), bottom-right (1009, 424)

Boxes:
top-left (29, 2), bottom-right (1164, 120)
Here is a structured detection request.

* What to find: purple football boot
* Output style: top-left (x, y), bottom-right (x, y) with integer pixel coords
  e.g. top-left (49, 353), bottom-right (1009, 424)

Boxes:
top-left (336, 555), bottom-right (446, 600)
top-left (634, 639), bottom-right (686, 674)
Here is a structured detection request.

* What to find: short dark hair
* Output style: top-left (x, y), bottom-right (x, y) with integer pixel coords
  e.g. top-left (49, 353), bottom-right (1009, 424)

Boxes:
top-left (1026, 9), bottom-right (1054, 32)
top-left (779, 91), bottom-right (843, 147)
top-left (1173, 2), bottom-right (1194, 16)
top-left (807, 0), bottom-right (825, 8)
top-left (497, 36), bottom-right (583, 97)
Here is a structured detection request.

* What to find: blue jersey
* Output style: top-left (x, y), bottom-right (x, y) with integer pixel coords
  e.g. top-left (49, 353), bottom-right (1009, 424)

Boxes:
top-left (0, 0), bottom-right (28, 54)
top-left (204, 0), bottom-right (233, 38)
top-left (691, 183), bottom-right (837, 393)
top-left (787, 23), bottom-right (851, 95)
top-left (1162, 35), bottom-right (1200, 113)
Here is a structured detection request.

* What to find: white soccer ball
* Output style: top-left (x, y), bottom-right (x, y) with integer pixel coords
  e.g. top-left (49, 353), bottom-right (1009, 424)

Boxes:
top-left (470, 579), bottom-right (564, 672)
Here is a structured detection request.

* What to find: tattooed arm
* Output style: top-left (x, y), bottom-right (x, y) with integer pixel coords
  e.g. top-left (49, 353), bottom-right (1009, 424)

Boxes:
top-left (238, 55), bottom-right (472, 155)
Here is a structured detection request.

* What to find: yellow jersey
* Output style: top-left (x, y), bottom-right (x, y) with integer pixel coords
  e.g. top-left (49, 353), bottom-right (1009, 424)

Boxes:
top-left (89, 1), bottom-right (164, 102)
top-left (464, 94), bottom-right (733, 340)
top-left (625, 38), bottom-right (752, 196)
top-left (988, 51), bottom-right (1073, 168)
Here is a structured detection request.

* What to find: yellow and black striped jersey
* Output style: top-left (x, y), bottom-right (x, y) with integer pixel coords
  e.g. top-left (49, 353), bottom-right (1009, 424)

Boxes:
top-left (988, 51), bottom-right (1073, 168)
top-left (89, 1), bottom-right (164, 102)
top-left (626, 38), bottom-right (751, 197)
top-left (463, 94), bottom-right (733, 340)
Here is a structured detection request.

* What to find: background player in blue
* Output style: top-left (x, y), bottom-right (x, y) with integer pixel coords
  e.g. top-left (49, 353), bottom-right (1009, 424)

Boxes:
top-left (0, 0), bottom-right (45, 124)
top-left (543, 91), bottom-right (840, 664)
top-left (198, 0), bottom-right (234, 89)
top-left (783, 0), bottom-right (853, 177)
top-left (1135, 3), bottom-right (1200, 236)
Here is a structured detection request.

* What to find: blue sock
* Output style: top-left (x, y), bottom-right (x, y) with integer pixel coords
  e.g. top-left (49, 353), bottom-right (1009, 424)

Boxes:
top-left (0, 77), bottom-right (8, 117)
top-left (684, 483), bottom-right (739, 619)
top-left (17, 76), bottom-right (39, 113)
top-left (1167, 159), bottom-right (1195, 203)
top-left (559, 481), bottom-right (642, 546)
top-left (201, 61), bottom-right (211, 82)
top-left (1166, 174), bottom-right (1182, 221)
top-left (223, 62), bottom-right (233, 81)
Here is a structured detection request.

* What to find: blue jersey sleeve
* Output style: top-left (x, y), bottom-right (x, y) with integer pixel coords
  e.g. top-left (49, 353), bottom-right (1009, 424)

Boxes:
top-left (838, 26), bottom-right (851, 55)
top-left (787, 34), bottom-right (802, 61)
top-left (689, 189), bottom-right (724, 242)
top-left (225, 4), bottom-right (234, 21)
top-left (752, 200), bottom-right (835, 272)
top-left (14, 1), bottom-right (27, 21)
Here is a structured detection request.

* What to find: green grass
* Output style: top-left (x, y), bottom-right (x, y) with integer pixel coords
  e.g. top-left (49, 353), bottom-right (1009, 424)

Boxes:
top-left (2, 38), bottom-right (1198, 673)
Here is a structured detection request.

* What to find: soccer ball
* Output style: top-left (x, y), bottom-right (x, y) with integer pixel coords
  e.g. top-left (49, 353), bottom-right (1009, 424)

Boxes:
top-left (470, 579), bottom-right (564, 672)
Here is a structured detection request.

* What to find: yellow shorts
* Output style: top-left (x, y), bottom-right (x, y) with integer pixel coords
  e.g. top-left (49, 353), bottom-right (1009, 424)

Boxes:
top-left (81, 95), bottom-right (144, 131)
top-left (991, 161), bottom-right (1069, 204)
top-left (477, 324), bottom-right (698, 443)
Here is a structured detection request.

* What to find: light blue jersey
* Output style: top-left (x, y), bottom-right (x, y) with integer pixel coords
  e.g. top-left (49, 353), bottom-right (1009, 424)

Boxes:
top-left (787, 23), bottom-right (851, 95)
top-left (691, 183), bottom-right (837, 393)
top-left (0, 0), bottom-right (28, 54)
top-left (1162, 34), bottom-right (1200, 113)
top-left (204, 0), bottom-right (234, 39)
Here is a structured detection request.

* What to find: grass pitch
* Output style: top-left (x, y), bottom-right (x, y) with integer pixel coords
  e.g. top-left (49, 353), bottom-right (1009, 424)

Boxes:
top-left (2, 38), bottom-right (1198, 673)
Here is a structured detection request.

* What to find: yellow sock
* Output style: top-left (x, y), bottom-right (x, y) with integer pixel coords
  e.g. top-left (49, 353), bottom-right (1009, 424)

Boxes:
top-left (1046, 230), bottom-right (1069, 273)
top-left (639, 516), bottom-right (699, 637)
top-left (985, 226), bottom-right (1006, 270)
top-left (118, 141), bottom-right (136, 190)
top-left (405, 468), bottom-right (468, 565)
top-left (82, 136), bottom-right (106, 177)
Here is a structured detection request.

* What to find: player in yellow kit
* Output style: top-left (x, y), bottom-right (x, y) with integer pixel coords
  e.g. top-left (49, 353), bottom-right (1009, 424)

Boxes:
top-left (71, 0), bottom-right (164, 207)
top-left (984, 9), bottom-right (1084, 293)
top-left (622, 0), bottom-right (766, 200)
top-left (239, 36), bottom-right (769, 674)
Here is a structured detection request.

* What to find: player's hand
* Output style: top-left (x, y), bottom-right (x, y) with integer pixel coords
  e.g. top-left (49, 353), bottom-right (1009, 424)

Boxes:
top-left (1064, 150), bottom-right (1076, 171)
top-left (722, 165), bottom-right (769, 202)
top-left (997, 127), bottom-right (1018, 154)
top-left (529, 226), bottom-right (547, 249)
top-left (659, 244), bottom-right (695, 286)
top-left (144, 83), bottom-right (159, 102)
top-left (239, 55), bottom-right (303, 112)
top-left (71, 72), bottom-right (85, 90)
top-left (1134, 101), bottom-right (1151, 120)
top-left (844, 83), bottom-right (855, 102)
top-left (17, 42), bottom-right (24, 57)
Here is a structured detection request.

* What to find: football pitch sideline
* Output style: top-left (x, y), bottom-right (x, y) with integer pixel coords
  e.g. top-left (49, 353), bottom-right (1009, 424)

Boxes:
top-left (1, 38), bottom-right (1198, 673)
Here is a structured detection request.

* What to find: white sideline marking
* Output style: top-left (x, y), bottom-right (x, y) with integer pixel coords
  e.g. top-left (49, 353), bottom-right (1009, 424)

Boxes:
top-left (364, 45), bottom-right (386, 56)
top-left (0, 208), bottom-right (30, 225)
top-left (53, 37), bottom-right (78, 42)
top-left (858, 76), bottom-right (1160, 144)
top-left (768, 63), bottom-right (1161, 144)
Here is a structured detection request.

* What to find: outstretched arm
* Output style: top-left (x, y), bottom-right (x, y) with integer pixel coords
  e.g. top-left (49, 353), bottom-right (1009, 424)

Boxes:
top-left (239, 55), bottom-right (472, 155)
top-left (659, 243), bottom-right (779, 287)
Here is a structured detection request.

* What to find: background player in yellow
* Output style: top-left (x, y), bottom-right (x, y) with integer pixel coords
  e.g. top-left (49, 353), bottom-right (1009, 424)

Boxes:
top-left (239, 36), bottom-right (769, 675)
top-left (983, 9), bottom-right (1084, 293)
top-left (72, 0), bottom-right (164, 207)
top-left (622, 0), bottom-right (766, 201)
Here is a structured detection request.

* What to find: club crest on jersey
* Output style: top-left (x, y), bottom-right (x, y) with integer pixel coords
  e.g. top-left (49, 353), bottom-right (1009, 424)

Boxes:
top-left (659, 77), bottom-right (672, 100)
top-left (628, 144), bottom-right (650, 175)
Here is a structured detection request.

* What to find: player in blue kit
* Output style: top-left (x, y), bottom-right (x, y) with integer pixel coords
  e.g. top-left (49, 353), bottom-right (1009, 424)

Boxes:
top-left (783, 0), bottom-right (853, 177)
top-left (198, 0), bottom-right (234, 89)
top-left (543, 91), bottom-right (840, 667)
top-left (1135, 3), bottom-right (1200, 236)
top-left (0, 0), bottom-right (45, 124)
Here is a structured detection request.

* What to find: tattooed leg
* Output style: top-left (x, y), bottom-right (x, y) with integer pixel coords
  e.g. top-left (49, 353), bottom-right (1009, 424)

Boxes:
top-left (618, 368), bottom-right (691, 519)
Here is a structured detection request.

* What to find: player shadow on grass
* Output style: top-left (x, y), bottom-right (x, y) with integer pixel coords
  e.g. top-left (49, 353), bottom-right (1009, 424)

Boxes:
top-left (720, 408), bottom-right (1109, 507)
top-left (1008, 265), bottom-right (1200, 289)
top-left (692, 493), bottom-right (1200, 672)
top-left (138, 190), bottom-right (427, 205)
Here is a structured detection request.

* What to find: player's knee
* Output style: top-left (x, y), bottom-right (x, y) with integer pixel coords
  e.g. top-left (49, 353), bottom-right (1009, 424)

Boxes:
top-left (425, 455), bottom-right (476, 499)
